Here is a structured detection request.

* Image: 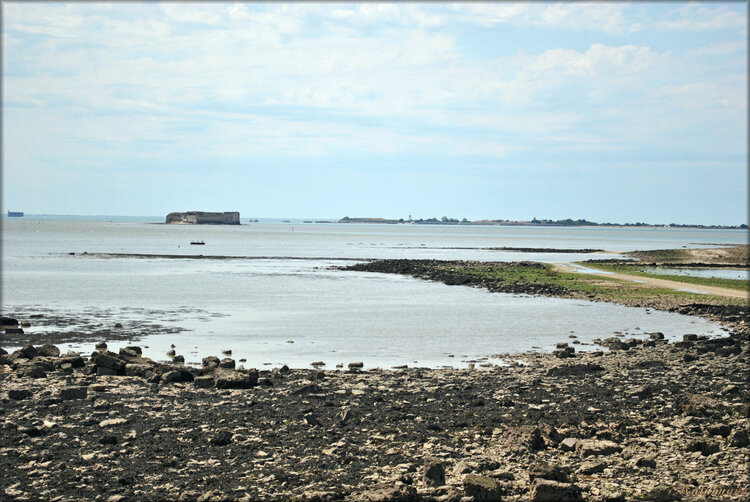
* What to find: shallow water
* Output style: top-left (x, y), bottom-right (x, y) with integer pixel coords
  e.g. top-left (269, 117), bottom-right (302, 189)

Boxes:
top-left (643, 267), bottom-right (748, 281)
top-left (1, 218), bottom-right (739, 367)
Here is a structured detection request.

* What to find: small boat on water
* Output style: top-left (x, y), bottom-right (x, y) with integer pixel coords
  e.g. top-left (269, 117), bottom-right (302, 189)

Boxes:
top-left (190, 241), bottom-right (205, 245)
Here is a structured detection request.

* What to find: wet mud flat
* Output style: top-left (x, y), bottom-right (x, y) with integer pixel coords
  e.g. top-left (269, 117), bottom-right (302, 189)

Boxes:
top-left (0, 306), bottom-right (228, 348)
top-left (1, 321), bottom-right (748, 501)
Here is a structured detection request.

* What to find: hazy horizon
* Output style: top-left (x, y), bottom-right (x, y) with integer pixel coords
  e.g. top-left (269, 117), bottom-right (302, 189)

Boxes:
top-left (3, 2), bottom-right (748, 226)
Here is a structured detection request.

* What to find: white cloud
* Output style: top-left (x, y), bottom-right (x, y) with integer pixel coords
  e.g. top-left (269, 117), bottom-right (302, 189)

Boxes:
top-left (691, 41), bottom-right (746, 56)
top-left (537, 3), bottom-right (628, 33)
top-left (2, 2), bottom-right (746, 169)
top-left (656, 3), bottom-right (747, 31)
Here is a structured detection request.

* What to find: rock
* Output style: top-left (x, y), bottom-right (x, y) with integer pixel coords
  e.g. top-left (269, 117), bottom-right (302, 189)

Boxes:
top-left (5, 328), bottom-right (24, 335)
top-left (529, 479), bottom-right (582, 502)
top-left (299, 491), bottom-right (338, 502)
top-left (119, 347), bottom-right (140, 358)
top-left (527, 463), bottom-right (570, 482)
top-left (214, 369), bottom-right (258, 389)
top-left (99, 418), bottom-right (128, 428)
top-left (162, 369), bottom-right (194, 384)
top-left (292, 383), bottom-right (321, 395)
top-left (650, 332), bottom-right (665, 340)
top-left (60, 386), bottom-right (88, 400)
top-left (0, 316), bottom-right (19, 326)
top-left (124, 345), bottom-right (142, 355)
top-left (463, 474), bottom-right (503, 501)
top-left (632, 456), bottom-right (656, 469)
top-left (125, 363), bottom-right (154, 377)
top-left (644, 486), bottom-right (680, 502)
top-left (194, 375), bottom-right (215, 388)
top-left (348, 362), bottom-right (364, 370)
top-left (546, 363), bottom-right (604, 377)
top-left (172, 355), bottom-right (185, 364)
top-left (37, 344), bottom-right (60, 357)
top-left (202, 356), bottom-right (220, 368)
top-left (509, 425), bottom-right (546, 451)
top-left (95, 341), bottom-right (107, 350)
top-left (554, 346), bottom-right (575, 358)
top-left (97, 366), bottom-right (118, 376)
top-left (18, 426), bottom-right (45, 437)
top-left (423, 456), bottom-right (445, 487)
top-left (57, 354), bottom-right (85, 368)
top-left (356, 483), bottom-right (418, 502)
top-left (706, 423), bottom-right (731, 437)
top-left (339, 407), bottom-right (354, 426)
top-left (559, 438), bottom-right (579, 452)
top-left (577, 460), bottom-right (607, 475)
top-left (577, 439), bottom-right (622, 457)
top-left (727, 428), bottom-right (749, 447)
top-left (92, 351), bottom-right (126, 374)
top-left (685, 439), bottom-right (720, 456)
top-left (219, 358), bottom-right (235, 369)
top-left (18, 344), bottom-right (38, 359)
top-left (20, 364), bottom-right (46, 379)
top-left (210, 429), bottom-right (233, 446)
top-left (600, 337), bottom-right (629, 351)
top-left (99, 434), bottom-right (118, 445)
top-left (8, 389), bottom-right (32, 400)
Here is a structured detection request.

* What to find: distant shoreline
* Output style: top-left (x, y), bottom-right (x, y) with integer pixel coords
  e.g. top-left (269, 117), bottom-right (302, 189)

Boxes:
top-left (3, 214), bottom-right (746, 229)
top-left (337, 216), bottom-right (748, 230)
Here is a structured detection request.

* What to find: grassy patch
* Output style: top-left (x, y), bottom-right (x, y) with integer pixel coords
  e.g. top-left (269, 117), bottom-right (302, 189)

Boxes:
top-left (582, 262), bottom-right (749, 291)
top-left (458, 262), bottom-right (746, 306)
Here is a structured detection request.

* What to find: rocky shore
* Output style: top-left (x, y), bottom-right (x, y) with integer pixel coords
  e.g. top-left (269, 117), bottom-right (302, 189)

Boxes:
top-left (1, 319), bottom-right (748, 501)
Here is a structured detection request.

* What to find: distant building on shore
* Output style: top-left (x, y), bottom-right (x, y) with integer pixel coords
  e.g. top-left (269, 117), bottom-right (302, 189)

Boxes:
top-left (165, 211), bottom-right (240, 225)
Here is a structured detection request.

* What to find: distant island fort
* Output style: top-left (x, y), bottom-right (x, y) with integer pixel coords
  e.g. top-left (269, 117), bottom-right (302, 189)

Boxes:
top-left (166, 211), bottom-right (240, 225)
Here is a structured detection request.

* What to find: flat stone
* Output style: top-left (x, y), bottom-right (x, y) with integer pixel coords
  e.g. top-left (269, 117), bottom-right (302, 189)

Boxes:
top-left (60, 386), bottom-right (88, 400)
top-left (577, 439), bottom-right (622, 457)
top-left (99, 418), bottom-right (128, 428)
top-left (8, 389), bottom-right (32, 400)
top-left (560, 438), bottom-right (579, 452)
top-left (194, 375), bottom-right (215, 388)
top-left (214, 369), bottom-right (258, 389)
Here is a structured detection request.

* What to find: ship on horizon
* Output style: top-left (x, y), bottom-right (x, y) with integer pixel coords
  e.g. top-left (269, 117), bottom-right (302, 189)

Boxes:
top-left (7, 211), bottom-right (24, 217)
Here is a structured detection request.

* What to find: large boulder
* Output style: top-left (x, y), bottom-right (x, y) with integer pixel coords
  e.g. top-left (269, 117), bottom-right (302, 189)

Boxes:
top-left (18, 344), bottom-right (38, 360)
top-left (37, 344), bottom-right (61, 358)
top-left (161, 368), bottom-right (195, 384)
top-left (463, 474), bottom-right (503, 501)
top-left (529, 479), bottom-right (582, 502)
top-left (92, 351), bottom-right (126, 375)
top-left (422, 457), bottom-right (445, 487)
top-left (214, 368), bottom-right (258, 389)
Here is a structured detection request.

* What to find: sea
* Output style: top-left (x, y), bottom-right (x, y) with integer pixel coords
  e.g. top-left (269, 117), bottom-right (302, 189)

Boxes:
top-left (2, 216), bottom-right (746, 369)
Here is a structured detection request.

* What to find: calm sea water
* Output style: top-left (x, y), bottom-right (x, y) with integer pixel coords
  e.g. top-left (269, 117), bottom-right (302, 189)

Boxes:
top-left (2, 217), bottom-right (744, 368)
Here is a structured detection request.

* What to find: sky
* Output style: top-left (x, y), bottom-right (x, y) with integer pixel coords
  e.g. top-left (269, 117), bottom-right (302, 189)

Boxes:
top-left (2, 2), bottom-right (748, 225)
